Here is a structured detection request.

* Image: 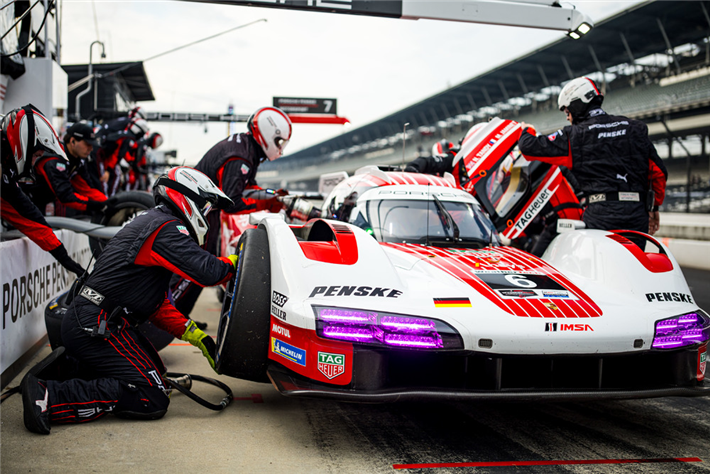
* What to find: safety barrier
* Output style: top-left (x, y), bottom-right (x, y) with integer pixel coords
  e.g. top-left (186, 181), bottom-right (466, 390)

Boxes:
top-left (0, 231), bottom-right (91, 388)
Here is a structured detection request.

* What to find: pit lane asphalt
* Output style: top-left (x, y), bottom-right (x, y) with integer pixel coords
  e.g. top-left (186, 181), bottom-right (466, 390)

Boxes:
top-left (2, 269), bottom-right (710, 473)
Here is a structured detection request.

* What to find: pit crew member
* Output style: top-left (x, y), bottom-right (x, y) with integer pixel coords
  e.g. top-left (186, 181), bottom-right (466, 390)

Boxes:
top-left (518, 76), bottom-right (667, 238)
top-left (170, 106), bottom-right (292, 319)
top-left (1, 105), bottom-right (86, 275)
top-left (21, 167), bottom-right (239, 434)
top-left (21, 122), bottom-right (107, 215)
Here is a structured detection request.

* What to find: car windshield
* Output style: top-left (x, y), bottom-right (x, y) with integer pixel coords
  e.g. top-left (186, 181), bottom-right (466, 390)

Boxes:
top-left (351, 199), bottom-right (496, 247)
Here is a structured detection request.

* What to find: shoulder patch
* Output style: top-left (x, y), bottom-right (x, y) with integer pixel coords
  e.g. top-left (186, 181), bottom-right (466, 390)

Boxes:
top-left (176, 225), bottom-right (190, 236)
top-left (547, 130), bottom-right (563, 142)
top-left (56, 162), bottom-right (66, 172)
top-left (241, 163), bottom-right (250, 175)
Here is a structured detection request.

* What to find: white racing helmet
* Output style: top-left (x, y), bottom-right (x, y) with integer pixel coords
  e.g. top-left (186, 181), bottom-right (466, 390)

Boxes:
top-left (129, 106), bottom-right (147, 121)
top-left (558, 77), bottom-right (603, 120)
top-left (247, 106), bottom-right (292, 161)
top-left (153, 166), bottom-right (234, 246)
top-left (1, 104), bottom-right (67, 177)
top-left (129, 118), bottom-right (150, 138)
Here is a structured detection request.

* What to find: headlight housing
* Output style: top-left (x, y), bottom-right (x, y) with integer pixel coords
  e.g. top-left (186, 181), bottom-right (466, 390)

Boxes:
top-left (314, 306), bottom-right (463, 350)
top-left (652, 310), bottom-right (710, 349)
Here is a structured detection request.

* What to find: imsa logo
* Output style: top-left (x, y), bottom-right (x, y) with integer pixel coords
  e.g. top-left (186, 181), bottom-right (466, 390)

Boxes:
top-left (546, 323), bottom-right (593, 332)
top-left (317, 352), bottom-right (345, 379)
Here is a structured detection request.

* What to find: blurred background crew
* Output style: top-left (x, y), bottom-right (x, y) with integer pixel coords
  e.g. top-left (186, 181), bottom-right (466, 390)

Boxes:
top-left (21, 122), bottom-right (107, 216)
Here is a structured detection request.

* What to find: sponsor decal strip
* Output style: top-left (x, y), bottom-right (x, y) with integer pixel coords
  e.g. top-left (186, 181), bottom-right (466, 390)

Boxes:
top-left (393, 457), bottom-right (703, 470)
top-left (433, 298), bottom-right (472, 308)
top-left (504, 168), bottom-right (561, 240)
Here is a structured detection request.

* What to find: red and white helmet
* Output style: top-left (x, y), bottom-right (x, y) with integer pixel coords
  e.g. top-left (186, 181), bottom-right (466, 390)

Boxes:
top-left (129, 118), bottom-right (149, 138)
top-left (558, 76), bottom-right (604, 120)
top-left (247, 106), bottom-right (292, 161)
top-left (153, 167), bottom-right (233, 246)
top-left (129, 106), bottom-right (147, 121)
top-left (432, 139), bottom-right (454, 156)
top-left (149, 132), bottom-right (163, 149)
top-left (1, 104), bottom-right (66, 177)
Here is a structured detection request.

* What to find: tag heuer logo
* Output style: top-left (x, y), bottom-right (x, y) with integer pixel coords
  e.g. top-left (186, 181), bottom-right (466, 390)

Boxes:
top-left (272, 291), bottom-right (288, 307)
top-left (317, 352), bottom-right (345, 380)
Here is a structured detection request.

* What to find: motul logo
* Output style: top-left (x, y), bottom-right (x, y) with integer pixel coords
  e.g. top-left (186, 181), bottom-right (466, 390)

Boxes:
top-left (546, 323), bottom-right (593, 332)
top-left (271, 323), bottom-right (290, 338)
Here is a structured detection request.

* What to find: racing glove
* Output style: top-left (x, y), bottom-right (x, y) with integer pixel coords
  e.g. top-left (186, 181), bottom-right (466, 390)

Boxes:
top-left (227, 254), bottom-right (239, 269)
top-left (181, 320), bottom-right (217, 372)
top-left (49, 245), bottom-right (86, 276)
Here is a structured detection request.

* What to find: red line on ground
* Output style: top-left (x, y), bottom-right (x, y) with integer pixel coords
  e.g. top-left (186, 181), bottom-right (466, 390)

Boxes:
top-left (392, 457), bottom-right (702, 469)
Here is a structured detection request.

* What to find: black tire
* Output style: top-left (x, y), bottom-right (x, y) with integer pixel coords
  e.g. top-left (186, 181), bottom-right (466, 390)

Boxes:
top-left (215, 228), bottom-right (271, 382)
top-left (89, 191), bottom-right (155, 257)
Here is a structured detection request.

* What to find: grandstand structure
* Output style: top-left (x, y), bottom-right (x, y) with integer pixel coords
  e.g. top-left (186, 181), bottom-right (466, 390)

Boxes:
top-left (259, 0), bottom-right (710, 212)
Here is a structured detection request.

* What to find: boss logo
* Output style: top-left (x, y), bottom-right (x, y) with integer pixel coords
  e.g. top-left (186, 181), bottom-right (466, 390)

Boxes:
top-left (272, 291), bottom-right (288, 307)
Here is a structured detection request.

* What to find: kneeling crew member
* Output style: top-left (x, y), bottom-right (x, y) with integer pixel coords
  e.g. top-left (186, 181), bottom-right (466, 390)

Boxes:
top-left (22, 167), bottom-right (239, 434)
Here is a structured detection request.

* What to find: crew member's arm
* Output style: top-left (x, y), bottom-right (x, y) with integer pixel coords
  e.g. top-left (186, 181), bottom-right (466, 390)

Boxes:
top-left (71, 165), bottom-right (108, 202)
top-left (0, 174), bottom-right (85, 275)
top-left (517, 124), bottom-right (573, 168)
top-left (35, 156), bottom-right (106, 211)
top-left (217, 158), bottom-right (283, 214)
top-left (645, 129), bottom-right (668, 235)
top-left (404, 155), bottom-right (454, 176)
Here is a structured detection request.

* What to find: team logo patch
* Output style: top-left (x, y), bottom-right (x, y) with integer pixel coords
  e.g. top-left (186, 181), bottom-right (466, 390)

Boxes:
top-left (543, 302), bottom-right (559, 311)
top-left (176, 225), bottom-right (190, 236)
top-left (56, 162), bottom-right (66, 171)
top-left (241, 163), bottom-right (250, 175)
top-left (317, 352), bottom-right (345, 379)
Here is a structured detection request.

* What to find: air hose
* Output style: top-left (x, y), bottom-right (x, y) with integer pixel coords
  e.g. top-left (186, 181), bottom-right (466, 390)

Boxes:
top-left (165, 372), bottom-right (233, 411)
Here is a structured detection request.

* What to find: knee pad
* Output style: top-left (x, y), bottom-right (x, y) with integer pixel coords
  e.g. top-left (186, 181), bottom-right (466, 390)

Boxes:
top-left (114, 383), bottom-right (170, 420)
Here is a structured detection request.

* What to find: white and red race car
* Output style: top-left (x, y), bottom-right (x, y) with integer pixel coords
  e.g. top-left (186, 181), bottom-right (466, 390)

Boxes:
top-left (214, 164), bottom-right (709, 401)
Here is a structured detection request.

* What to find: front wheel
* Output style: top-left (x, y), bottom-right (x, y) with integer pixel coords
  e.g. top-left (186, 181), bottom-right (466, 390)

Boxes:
top-left (215, 228), bottom-right (271, 382)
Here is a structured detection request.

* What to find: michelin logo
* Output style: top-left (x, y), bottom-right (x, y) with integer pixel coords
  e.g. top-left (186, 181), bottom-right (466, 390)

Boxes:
top-left (271, 338), bottom-right (306, 366)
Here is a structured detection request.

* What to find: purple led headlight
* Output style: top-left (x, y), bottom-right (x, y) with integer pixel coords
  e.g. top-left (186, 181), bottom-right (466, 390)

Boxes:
top-left (314, 306), bottom-right (462, 350)
top-left (652, 312), bottom-right (710, 349)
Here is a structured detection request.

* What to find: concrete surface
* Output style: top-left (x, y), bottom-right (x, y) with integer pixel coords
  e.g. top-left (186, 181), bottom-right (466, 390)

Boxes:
top-left (0, 289), bottom-right (327, 474)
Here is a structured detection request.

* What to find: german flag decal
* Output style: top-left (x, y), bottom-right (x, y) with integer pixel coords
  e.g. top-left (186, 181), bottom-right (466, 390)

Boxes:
top-left (434, 298), bottom-right (472, 308)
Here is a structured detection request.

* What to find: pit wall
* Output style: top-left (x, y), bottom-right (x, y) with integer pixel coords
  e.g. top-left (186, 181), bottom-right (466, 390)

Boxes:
top-left (0, 231), bottom-right (91, 388)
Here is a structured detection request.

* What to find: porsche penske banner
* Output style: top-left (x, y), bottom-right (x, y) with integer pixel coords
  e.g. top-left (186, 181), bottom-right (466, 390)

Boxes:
top-left (1, 231), bottom-right (91, 383)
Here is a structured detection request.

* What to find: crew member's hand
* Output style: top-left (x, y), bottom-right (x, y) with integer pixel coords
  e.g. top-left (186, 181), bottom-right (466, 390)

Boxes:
top-left (648, 210), bottom-right (660, 235)
top-left (49, 245), bottom-right (86, 276)
top-left (274, 188), bottom-right (289, 196)
top-left (266, 197), bottom-right (284, 213)
top-left (519, 122), bottom-right (531, 131)
top-left (227, 254), bottom-right (239, 269)
top-left (181, 320), bottom-right (217, 372)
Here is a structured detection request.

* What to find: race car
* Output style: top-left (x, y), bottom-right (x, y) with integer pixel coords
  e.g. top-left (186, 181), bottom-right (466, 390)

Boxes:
top-left (214, 164), bottom-right (709, 401)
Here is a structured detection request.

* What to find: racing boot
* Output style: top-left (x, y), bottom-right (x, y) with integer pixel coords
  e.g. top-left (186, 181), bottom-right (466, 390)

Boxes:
top-left (27, 346), bottom-right (67, 381)
top-left (21, 373), bottom-right (51, 434)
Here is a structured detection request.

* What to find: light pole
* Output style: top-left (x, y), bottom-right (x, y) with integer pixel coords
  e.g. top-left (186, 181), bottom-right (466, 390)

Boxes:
top-left (74, 40), bottom-right (105, 121)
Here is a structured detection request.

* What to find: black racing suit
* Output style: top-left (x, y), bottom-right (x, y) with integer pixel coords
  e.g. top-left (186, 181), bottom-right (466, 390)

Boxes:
top-left (1, 164), bottom-right (85, 275)
top-left (170, 133), bottom-right (274, 317)
top-left (518, 108), bottom-right (667, 235)
top-left (21, 145), bottom-right (107, 214)
top-left (45, 205), bottom-right (234, 423)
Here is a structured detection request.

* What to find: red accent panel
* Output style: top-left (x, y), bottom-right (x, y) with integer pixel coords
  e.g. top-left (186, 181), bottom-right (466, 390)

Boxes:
top-left (649, 160), bottom-right (667, 206)
top-left (148, 297), bottom-right (189, 339)
top-left (71, 176), bottom-right (107, 202)
top-left (299, 222), bottom-right (358, 265)
top-left (0, 197), bottom-right (62, 251)
top-left (134, 221), bottom-right (209, 286)
top-left (606, 232), bottom-right (674, 273)
top-left (287, 114), bottom-right (350, 125)
top-left (267, 317), bottom-right (353, 386)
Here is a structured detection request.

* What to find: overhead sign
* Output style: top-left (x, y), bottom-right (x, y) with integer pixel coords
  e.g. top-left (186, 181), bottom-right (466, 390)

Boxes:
top-left (273, 97), bottom-right (337, 115)
top-left (184, 0), bottom-right (402, 18)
